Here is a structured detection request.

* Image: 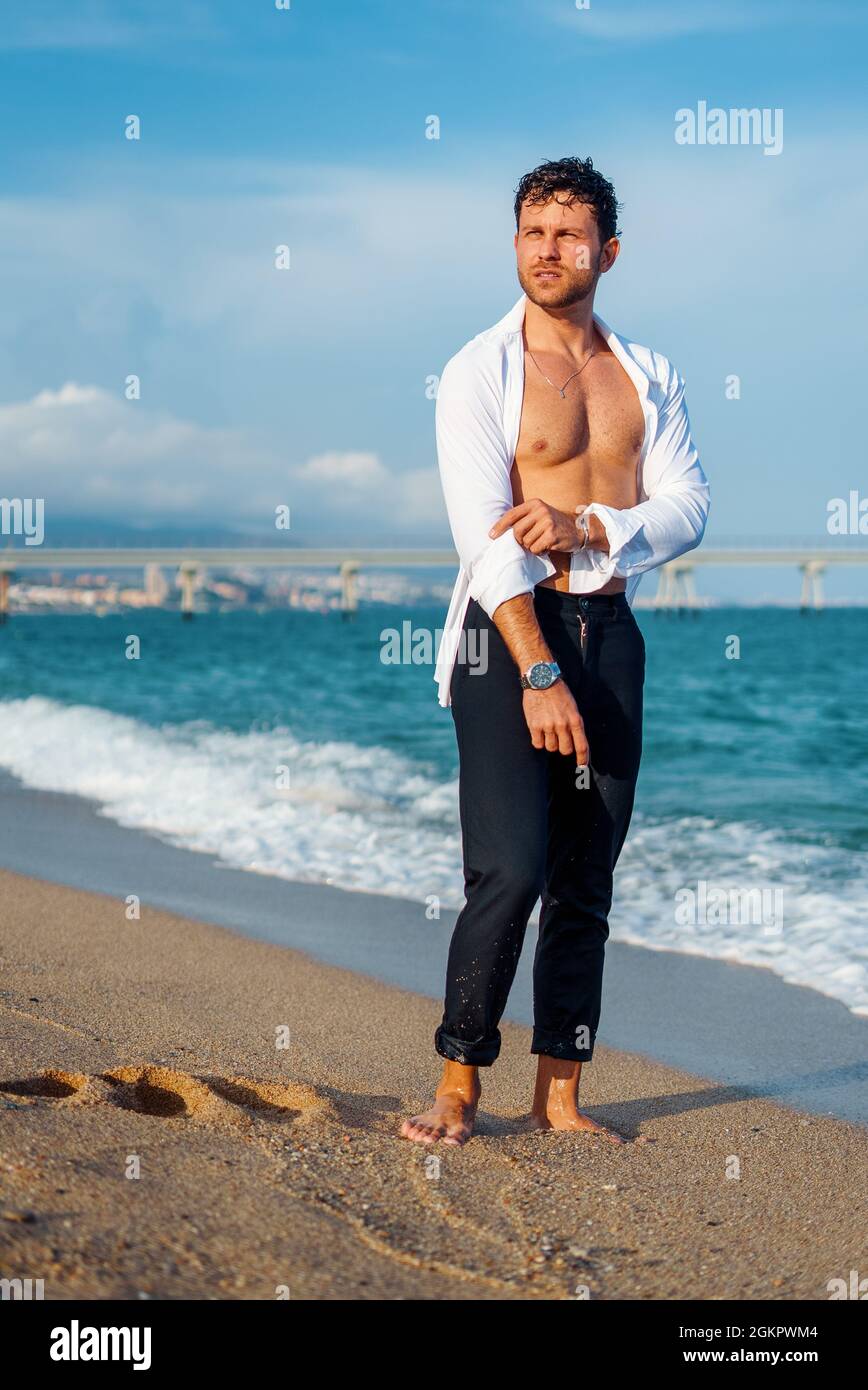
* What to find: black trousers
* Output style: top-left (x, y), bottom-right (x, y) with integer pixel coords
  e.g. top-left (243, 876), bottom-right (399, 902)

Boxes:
top-left (436, 586), bottom-right (645, 1067)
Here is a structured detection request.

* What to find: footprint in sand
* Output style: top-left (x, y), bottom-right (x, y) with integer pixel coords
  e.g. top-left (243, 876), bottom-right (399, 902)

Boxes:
top-left (0, 1067), bottom-right (89, 1099)
top-left (0, 1066), bottom-right (334, 1127)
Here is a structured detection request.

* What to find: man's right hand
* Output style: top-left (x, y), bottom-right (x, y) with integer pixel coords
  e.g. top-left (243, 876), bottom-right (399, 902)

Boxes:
top-left (523, 683), bottom-right (589, 762)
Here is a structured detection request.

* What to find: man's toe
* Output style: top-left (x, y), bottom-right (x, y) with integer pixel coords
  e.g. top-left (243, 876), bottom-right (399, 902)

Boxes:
top-left (402, 1116), bottom-right (434, 1142)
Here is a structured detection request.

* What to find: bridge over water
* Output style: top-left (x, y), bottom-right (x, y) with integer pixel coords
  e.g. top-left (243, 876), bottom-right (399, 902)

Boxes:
top-left (1, 538), bottom-right (867, 615)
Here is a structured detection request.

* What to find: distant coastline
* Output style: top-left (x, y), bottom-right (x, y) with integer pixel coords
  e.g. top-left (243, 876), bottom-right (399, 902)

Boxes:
top-left (3, 575), bottom-right (868, 616)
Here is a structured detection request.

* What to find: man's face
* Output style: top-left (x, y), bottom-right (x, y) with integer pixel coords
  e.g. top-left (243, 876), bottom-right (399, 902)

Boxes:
top-left (514, 196), bottom-right (617, 309)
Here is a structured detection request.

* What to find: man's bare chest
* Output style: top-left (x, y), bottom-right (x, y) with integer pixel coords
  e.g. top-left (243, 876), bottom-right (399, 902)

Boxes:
top-left (515, 355), bottom-right (646, 474)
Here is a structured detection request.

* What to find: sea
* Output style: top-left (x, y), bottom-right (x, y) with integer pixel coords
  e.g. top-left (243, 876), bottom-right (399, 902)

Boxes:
top-left (1, 603), bottom-right (866, 1016)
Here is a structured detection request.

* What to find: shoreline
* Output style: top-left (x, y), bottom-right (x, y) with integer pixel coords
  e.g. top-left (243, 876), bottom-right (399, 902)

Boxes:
top-left (1, 868), bottom-right (866, 1300)
top-left (0, 771), bottom-right (866, 1126)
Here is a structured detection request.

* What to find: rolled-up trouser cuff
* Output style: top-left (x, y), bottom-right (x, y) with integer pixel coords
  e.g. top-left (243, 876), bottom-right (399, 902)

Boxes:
top-left (531, 1029), bottom-right (595, 1063)
top-left (435, 1025), bottom-right (500, 1067)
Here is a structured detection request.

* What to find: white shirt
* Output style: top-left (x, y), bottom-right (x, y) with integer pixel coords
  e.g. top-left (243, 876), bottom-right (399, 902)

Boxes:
top-left (434, 294), bottom-right (710, 706)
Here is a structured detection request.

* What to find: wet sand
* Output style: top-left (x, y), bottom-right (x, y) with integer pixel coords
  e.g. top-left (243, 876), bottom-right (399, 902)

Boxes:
top-left (1, 869), bottom-right (865, 1300)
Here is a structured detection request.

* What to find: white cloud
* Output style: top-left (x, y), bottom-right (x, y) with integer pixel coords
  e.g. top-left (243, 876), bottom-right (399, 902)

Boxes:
top-left (289, 452), bottom-right (442, 532)
top-left (543, 0), bottom-right (865, 42)
top-left (297, 452), bottom-right (387, 486)
top-left (0, 382), bottom-right (270, 515)
top-left (0, 383), bottom-right (443, 537)
top-left (0, 159), bottom-right (507, 360)
top-left (0, 0), bottom-right (224, 51)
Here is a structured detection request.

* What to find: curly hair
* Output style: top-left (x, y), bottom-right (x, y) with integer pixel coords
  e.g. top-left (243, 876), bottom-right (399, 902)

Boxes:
top-left (514, 157), bottom-right (621, 245)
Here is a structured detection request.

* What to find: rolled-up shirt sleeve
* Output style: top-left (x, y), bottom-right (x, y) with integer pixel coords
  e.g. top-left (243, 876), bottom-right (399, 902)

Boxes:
top-left (435, 353), bottom-right (553, 616)
top-left (580, 365), bottom-right (710, 580)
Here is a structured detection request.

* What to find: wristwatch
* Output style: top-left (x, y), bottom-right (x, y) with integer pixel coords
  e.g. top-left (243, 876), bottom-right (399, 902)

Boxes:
top-left (520, 660), bottom-right (562, 691)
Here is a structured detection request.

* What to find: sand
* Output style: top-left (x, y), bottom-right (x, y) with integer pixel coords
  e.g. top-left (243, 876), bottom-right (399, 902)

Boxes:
top-left (1, 868), bottom-right (865, 1301)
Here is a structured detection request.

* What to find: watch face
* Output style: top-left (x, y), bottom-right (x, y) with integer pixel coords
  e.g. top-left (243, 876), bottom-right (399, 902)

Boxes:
top-left (529, 662), bottom-right (555, 689)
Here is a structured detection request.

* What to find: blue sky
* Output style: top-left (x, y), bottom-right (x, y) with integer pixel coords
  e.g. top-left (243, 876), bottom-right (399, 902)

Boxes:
top-left (1, 0), bottom-right (866, 597)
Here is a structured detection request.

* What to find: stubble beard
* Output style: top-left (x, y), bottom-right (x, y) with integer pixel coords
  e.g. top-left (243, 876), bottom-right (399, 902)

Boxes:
top-left (517, 264), bottom-right (598, 310)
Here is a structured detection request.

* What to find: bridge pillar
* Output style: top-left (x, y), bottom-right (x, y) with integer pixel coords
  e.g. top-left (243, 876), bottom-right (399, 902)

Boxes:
top-left (655, 565), bottom-right (675, 611)
top-left (655, 564), bottom-right (698, 612)
top-left (799, 561), bottom-right (826, 612)
top-left (340, 561), bottom-right (359, 619)
top-left (677, 566), bottom-right (698, 614)
top-left (0, 568), bottom-right (13, 625)
top-left (178, 562), bottom-right (199, 620)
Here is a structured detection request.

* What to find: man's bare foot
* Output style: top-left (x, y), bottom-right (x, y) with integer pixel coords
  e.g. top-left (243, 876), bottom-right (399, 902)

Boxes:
top-left (401, 1060), bottom-right (480, 1146)
top-left (529, 1105), bottom-right (625, 1144)
top-left (530, 1055), bottom-right (626, 1145)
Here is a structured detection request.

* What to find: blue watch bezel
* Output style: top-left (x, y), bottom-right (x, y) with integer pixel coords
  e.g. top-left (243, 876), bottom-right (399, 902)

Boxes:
top-left (524, 660), bottom-right (561, 690)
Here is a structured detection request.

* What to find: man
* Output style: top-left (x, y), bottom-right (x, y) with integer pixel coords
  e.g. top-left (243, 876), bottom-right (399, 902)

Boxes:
top-left (401, 157), bottom-right (709, 1147)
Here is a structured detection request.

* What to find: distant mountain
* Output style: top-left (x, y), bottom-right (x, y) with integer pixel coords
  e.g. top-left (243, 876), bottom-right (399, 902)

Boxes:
top-left (0, 516), bottom-right (300, 550)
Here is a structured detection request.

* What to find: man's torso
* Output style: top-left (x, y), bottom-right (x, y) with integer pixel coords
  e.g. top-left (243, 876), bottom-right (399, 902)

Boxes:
top-left (511, 327), bottom-right (645, 594)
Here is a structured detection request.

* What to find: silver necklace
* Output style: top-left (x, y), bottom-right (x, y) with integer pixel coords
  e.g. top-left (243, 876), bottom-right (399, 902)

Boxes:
top-left (527, 344), bottom-right (596, 399)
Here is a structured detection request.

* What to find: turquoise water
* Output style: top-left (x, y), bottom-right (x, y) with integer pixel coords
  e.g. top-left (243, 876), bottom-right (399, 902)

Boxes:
top-left (0, 606), bottom-right (866, 1011)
